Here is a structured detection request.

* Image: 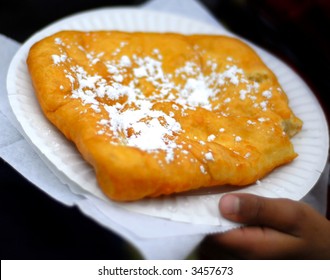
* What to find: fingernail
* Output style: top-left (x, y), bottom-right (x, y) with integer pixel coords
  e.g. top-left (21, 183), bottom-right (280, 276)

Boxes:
top-left (220, 194), bottom-right (240, 215)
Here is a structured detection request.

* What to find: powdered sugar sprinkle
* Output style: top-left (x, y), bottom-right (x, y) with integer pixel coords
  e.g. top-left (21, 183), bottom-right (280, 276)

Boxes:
top-left (52, 37), bottom-right (276, 172)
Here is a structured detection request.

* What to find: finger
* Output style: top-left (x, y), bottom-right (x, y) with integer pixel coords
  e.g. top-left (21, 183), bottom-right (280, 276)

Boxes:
top-left (219, 193), bottom-right (309, 236)
top-left (211, 226), bottom-right (305, 259)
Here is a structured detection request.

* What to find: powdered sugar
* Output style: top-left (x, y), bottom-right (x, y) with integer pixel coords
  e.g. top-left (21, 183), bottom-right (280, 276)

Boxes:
top-left (205, 152), bottom-right (214, 161)
top-left (104, 100), bottom-right (181, 163)
top-left (52, 54), bottom-right (67, 65)
top-left (52, 37), bottom-right (276, 172)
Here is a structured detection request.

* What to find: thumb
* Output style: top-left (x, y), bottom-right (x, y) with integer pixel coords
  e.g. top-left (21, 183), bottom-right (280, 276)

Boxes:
top-left (219, 193), bottom-right (308, 235)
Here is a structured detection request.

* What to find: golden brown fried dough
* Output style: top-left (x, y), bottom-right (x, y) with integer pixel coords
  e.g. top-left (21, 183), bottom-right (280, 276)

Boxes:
top-left (27, 31), bottom-right (302, 201)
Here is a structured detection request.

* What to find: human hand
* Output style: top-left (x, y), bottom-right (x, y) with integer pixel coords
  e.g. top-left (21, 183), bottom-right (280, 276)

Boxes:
top-left (201, 193), bottom-right (330, 259)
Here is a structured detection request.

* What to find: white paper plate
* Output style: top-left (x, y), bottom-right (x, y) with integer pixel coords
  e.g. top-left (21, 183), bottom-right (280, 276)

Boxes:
top-left (7, 8), bottom-right (329, 225)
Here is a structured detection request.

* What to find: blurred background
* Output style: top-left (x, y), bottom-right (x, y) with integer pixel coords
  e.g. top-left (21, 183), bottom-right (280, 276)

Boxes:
top-left (1, 0), bottom-right (329, 259)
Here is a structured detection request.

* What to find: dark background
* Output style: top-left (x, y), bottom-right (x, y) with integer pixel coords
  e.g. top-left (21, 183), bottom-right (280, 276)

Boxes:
top-left (1, 0), bottom-right (329, 259)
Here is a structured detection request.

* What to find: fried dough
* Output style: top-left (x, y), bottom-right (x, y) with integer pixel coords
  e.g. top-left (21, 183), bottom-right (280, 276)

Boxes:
top-left (27, 31), bottom-right (303, 201)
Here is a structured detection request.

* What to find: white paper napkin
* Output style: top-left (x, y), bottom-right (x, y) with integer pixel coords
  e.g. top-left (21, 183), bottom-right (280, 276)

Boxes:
top-left (1, 0), bottom-right (328, 259)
